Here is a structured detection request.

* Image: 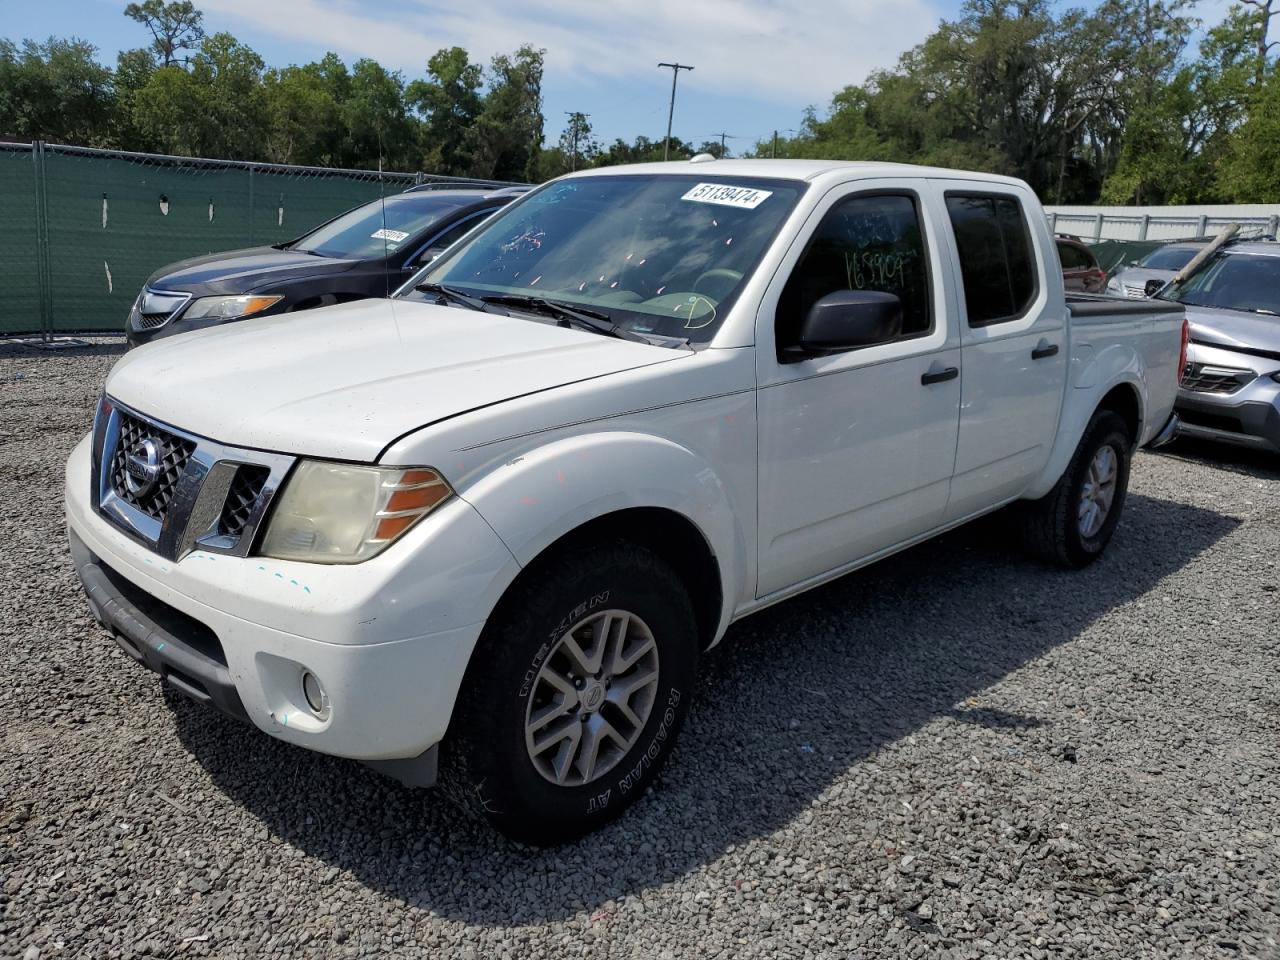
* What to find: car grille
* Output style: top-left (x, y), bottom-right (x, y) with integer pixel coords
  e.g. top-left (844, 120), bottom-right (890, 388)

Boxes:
top-left (132, 289), bottom-right (191, 331)
top-left (218, 465), bottom-right (271, 538)
top-left (109, 412), bottom-right (197, 521)
top-left (1121, 283), bottom-right (1147, 299)
top-left (94, 399), bottom-right (294, 562)
top-left (1181, 363), bottom-right (1253, 395)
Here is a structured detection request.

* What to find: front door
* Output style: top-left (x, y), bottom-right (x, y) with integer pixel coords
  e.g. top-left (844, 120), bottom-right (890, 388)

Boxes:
top-left (755, 181), bottom-right (962, 598)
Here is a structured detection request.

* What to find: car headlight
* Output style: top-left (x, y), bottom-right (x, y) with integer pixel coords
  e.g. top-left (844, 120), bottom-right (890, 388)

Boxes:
top-left (183, 294), bottom-right (283, 321)
top-left (1106, 276), bottom-right (1121, 293)
top-left (260, 462), bottom-right (453, 563)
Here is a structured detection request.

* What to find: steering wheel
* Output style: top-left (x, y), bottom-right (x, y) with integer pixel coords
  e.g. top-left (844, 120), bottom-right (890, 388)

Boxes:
top-left (693, 268), bottom-right (743, 299)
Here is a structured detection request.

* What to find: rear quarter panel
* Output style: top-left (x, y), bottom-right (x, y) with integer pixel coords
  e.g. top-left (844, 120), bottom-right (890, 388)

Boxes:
top-left (1026, 298), bottom-right (1183, 499)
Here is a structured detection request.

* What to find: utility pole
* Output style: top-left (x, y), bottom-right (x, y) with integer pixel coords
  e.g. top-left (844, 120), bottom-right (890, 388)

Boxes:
top-left (564, 111), bottom-right (589, 171)
top-left (772, 130), bottom-right (778, 159)
top-left (658, 62), bottom-right (694, 161)
top-left (709, 131), bottom-right (730, 157)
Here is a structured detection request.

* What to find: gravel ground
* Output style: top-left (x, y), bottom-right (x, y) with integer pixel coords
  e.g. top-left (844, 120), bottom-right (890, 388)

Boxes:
top-left (2, 337), bottom-right (1279, 960)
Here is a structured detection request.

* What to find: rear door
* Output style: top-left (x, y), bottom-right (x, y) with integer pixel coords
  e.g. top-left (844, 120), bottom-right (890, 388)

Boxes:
top-left (940, 187), bottom-right (1069, 520)
top-left (754, 179), bottom-right (962, 597)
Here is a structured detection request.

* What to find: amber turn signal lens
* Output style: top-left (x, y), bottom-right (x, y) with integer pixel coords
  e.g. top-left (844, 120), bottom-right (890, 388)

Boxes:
top-left (385, 484), bottom-right (450, 513)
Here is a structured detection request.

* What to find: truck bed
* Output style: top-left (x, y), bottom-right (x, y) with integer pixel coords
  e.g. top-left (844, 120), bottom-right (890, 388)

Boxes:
top-left (1066, 294), bottom-right (1183, 318)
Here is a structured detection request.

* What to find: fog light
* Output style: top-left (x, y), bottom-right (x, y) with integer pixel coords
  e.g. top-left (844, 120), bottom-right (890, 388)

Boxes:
top-left (301, 671), bottom-right (329, 719)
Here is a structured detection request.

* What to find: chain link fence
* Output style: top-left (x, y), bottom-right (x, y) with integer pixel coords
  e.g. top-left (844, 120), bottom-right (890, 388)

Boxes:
top-left (0, 141), bottom-right (517, 337)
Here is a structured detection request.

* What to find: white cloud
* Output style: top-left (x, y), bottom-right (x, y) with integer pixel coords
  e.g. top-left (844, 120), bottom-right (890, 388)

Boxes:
top-left (199, 0), bottom-right (941, 105)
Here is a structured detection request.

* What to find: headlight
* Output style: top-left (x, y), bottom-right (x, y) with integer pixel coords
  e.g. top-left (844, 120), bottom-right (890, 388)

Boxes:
top-left (183, 294), bottom-right (283, 321)
top-left (1106, 277), bottom-right (1121, 293)
top-left (260, 462), bottom-right (453, 563)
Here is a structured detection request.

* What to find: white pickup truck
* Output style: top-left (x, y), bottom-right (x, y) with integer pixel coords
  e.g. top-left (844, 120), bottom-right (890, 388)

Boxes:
top-left (66, 160), bottom-right (1185, 843)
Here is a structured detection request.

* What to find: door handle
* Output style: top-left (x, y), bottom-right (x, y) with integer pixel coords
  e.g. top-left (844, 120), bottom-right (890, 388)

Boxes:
top-left (921, 366), bottom-right (959, 385)
top-left (1031, 342), bottom-right (1060, 360)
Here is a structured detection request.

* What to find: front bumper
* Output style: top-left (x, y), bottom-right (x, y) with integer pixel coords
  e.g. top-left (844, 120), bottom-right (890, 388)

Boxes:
top-left (1175, 344), bottom-right (1280, 453)
top-left (65, 434), bottom-right (519, 778)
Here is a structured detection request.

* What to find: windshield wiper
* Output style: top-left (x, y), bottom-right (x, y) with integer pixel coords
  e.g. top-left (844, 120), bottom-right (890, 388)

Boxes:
top-left (414, 282), bottom-right (496, 313)
top-left (477, 294), bottom-right (652, 343)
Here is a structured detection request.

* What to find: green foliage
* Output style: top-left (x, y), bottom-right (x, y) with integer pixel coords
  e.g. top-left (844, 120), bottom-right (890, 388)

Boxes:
top-left (123, 0), bottom-right (205, 67)
top-left (1218, 68), bottom-right (1280, 199)
top-left (0, 37), bottom-right (115, 144)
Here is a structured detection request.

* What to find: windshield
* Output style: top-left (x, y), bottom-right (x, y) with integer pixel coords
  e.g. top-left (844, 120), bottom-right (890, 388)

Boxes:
top-left (1164, 251), bottom-right (1280, 314)
top-left (293, 194), bottom-right (472, 259)
top-left (405, 174), bottom-right (805, 343)
top-left (1140, 245), bottom-right (1201, 270)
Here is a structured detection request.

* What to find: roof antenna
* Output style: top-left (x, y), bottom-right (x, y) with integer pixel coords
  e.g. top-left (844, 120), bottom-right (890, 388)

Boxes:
top-left (378, 131), bottom-right (390, 299)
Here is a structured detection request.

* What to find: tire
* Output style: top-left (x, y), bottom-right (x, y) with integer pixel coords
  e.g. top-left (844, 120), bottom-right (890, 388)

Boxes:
top-left (441, 541), bottom-right (698, 845)
top-left (1019, 410), bottom-right (1132, 568)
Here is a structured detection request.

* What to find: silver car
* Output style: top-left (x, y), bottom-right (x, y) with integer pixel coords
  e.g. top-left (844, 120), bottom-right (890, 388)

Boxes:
top-left (1107, 242), bottom-right (1207, 299)
top-left (1162, 241), bottom-right (1280, 453)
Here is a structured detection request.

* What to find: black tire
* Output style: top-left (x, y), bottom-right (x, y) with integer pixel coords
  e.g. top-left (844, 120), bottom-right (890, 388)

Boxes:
top-left (441, 541), bottom-right (698, 845)
top-left (1019, 410), bottom-right (1132, 568)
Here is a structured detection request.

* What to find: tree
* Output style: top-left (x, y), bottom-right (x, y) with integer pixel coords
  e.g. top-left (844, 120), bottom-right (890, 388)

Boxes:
top-left (342, 58), bottom-right (414, 168)
top-left (466, 45), bottom-right (545, 181)
top-left (407, 47), bottom-right (483, 175)
top-left (261, 65), bottom-right (340, 164)
top-left (558, 111), bottom-right (597, 170)
top-left (1237, 0), bottom-right (1280, 80)
top-left (0, 37), bottom-right (116, 144)
top-left (124, 0), bottom-right (205, 67)
top-left (1103, 7), bottom-right (1257, 202)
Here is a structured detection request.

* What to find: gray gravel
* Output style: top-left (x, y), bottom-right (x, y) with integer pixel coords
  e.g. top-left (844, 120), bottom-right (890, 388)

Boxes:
top-left (2, 337), bottom-right (1279, 959)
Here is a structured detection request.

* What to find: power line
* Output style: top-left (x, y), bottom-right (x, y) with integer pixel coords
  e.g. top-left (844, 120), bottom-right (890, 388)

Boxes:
top-left (657, 62), bottom-right (695, 161)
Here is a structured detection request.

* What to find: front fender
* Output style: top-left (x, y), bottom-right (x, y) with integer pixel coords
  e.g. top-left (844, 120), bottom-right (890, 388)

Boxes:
top-left (459, 431), bottom-right (747, 642)
top-left (1026, 341), bottom-right (1147, 500)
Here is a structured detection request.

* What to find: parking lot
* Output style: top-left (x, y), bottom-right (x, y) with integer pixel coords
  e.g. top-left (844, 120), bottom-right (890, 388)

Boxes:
top-left (2, 339), bottom-right (1278, 959)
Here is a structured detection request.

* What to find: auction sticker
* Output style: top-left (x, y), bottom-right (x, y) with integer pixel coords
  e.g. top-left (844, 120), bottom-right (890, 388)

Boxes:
top-left (681, 183), bottom-right (773, 209)
top-left (370, 228), bottom-right (410, 242)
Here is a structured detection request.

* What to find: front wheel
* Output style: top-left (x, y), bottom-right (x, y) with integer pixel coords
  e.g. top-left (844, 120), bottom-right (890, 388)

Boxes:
top-left (1019, 410), bottom-right (1132, 568)
top-left (442, 542), bottom-right (698, 845)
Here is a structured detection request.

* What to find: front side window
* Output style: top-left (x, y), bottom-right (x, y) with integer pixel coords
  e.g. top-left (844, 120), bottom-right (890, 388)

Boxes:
top-left (409, 175), bottom-right (805, 343)
top-left (776, 193), bottom-right (932, 352)
top-left (946, 194), bottom-right (1038, 326)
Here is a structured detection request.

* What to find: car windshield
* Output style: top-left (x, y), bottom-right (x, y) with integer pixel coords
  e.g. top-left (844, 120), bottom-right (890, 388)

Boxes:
top-left (292, 194), bottom-right (473, 259)
top-left (1164, 251), bottom-right (1280, 315)
top-left (1140, 245), bottom-right (1200, 270)
top-left (405, 174), bottom-right (806, 343)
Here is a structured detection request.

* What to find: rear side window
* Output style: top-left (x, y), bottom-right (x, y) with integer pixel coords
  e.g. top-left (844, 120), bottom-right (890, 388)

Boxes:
top-left (946, 195), bottom-right (1038, 326)
top-left (776, 192), bottom-right (932, 352)
top-left (1057, 240), bottom-right (1087, 269)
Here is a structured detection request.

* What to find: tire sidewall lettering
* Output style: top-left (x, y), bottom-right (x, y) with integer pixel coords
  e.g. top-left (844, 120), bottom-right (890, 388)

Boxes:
top-left (517, 589), bottom-right (610, 698)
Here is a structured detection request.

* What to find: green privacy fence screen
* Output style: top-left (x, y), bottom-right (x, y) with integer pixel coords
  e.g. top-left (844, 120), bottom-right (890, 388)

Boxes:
top-left (0, 141), bottom-right (516, 336)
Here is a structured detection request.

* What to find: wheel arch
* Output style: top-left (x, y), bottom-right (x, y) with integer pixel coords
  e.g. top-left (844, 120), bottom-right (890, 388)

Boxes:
top-left (459, 430), bottom-right (749, 649)
top-left (1026, 373), bottom-right (1146, 501)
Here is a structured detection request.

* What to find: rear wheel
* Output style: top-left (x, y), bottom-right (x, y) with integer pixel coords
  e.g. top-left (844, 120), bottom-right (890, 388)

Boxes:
top-left (1019, 409), bottom-right (1132, 568)
top-left (442, 541), bottom-right (698, 845)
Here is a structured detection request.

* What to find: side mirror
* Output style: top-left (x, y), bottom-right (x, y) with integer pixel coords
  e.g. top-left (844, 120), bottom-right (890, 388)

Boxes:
top-left (796, 290), bottom-right (903, 354)
top-left (1144, 279), bottom-right (1165, 297)
top-left (416, 247), bottom-right (446, 267)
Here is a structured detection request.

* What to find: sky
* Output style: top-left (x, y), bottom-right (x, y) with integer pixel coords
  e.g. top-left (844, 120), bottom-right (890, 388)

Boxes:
top-left (2, 0), bottom-right (955, 153)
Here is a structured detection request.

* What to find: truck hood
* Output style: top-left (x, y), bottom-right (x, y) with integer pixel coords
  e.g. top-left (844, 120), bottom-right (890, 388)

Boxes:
top-left (147, 246), bottom-right (360, 295)
top-left (106, 298), bottom-right (685, 461)
top-left (1185, 304), bottom-right (1280, 356)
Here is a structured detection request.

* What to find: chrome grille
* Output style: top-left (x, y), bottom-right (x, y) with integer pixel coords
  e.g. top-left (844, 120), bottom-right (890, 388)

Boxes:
top-left (1182, 363), bottom-right (1253, 395)
top-left (1122, 283), bottom-right (1147, 299)
top-left (109, 412), bottom-right (196, 521)
top-left (218, 465), bottom-right (270, 538)
top-left (93, 398), bottom-right (295, 562)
